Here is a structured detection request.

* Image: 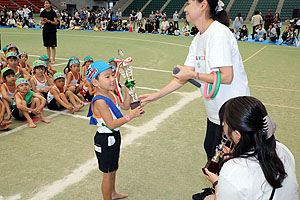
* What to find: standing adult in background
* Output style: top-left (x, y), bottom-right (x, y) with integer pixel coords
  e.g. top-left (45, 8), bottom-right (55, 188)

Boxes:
top-left (264, 9), bottom-right (273, 31)
top-left (116, 8), bottom-right (122, 20)
top-left (251, 11), bottom-right (263, 39)
top-left (136, 9), bottom-right (142, 24)
top-left (40, 0), bottom-right (58, 64)
top-left (139, 1), bottom-right (250, 198)
top-left (129, 10), bottom-right (136, 30)
top-left (23, 5), bottom-right (30, 20)
top-left (233, 13), bottom-right (243, 32)
top-left (273, 12), bottom-right (281, 39)
top-left (173, 10), bottom-right (179, 29)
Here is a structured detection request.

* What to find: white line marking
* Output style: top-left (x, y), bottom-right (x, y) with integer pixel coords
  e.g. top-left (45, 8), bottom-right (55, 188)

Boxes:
top-left (28, 90), bottom-right (201, 200)
top-left (0, 113), bottom-right (60, 138)
top-left (6, 194), bottom-right (22, 200)
top-left (243, 46), bottom-right (268, 63)
top-left (52, 62), bottom-right (68, 66)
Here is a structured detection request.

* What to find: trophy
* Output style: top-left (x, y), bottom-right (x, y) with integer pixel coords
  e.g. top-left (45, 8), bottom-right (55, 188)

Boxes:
top-left (115, 49), bottom-right (144, 112)
top-left (202, 135), bottom-right (228, 174)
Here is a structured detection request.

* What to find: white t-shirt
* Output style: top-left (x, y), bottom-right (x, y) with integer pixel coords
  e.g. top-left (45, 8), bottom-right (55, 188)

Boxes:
top-left (217, 142), bottom-right (299, 200)
top-left (184, 21), bottom-right (250, 124)
top-left (161, 21), bottom-right (169, 30)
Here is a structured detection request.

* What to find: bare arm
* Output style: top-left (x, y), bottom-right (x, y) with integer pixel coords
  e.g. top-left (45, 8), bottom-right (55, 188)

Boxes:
top-left (118, 86), bottom-right (132, 110)
top-left (1, 85), bottom-right (12, 103)
top-left (0, 100), bottom-right (5, 121)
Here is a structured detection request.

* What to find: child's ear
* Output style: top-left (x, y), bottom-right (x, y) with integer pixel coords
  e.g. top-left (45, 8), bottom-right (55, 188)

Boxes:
top-left (91, 79), bottom-right (99, 87)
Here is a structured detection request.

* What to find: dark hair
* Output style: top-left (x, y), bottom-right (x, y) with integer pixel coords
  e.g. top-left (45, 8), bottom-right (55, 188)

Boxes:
top-left (219, 96), bottom-right (287, 189)
top-left (197, 0), bottom-right (230, 27)
top-left (3, 69), bottom-right (15, 79)
top-left (44, 0), bottom-right (53, 9)
top-left (254, 11), bottom-right (259, 15)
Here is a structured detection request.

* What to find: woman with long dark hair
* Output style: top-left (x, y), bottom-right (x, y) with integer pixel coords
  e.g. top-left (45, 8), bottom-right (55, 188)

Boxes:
top-left (40, 0), bottom-right (58, 64)
top-left (203, 96), bottom-right (299, 200)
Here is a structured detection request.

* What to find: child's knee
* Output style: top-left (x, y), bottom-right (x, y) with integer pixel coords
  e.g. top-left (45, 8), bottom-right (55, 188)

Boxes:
top-left (59, 93), bottom-right (67, 98)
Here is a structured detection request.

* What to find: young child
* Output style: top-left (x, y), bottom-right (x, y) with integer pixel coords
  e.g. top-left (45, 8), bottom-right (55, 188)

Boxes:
top-left (47, 72), bottom-right (84, 113)
top-left (64, 56), bottom-right (80, 74)
top-left (6, 52), bottom-right (30, 80)
top-left (1, 68), bottom-right (17, 120)
top-left (81, 56), bottom-right (94, 81)
top-left (80, 79), bottom-right (95, 102)
top-left (11, 78), bottom-right (50, 128)
top-left (39, 55), bottom-right (57, 76)
top-left (30, 60), bottom-right (52, 99)
top-left (66, 58), bottom-right (83, 95)
top-left (7, 44), bottom-right (19, 55)
top-left (86, 61), bottom-right (143, 200)
top-left (0, 98), bottom-right (12, 130)
top-left (1, 46), bottom-right (8, 62)
top-left (18, 52), bottom-right (33, 74)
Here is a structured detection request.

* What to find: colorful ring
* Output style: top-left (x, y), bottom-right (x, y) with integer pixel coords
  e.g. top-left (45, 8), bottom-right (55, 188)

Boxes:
top-left (208, 71), bottom-right (221, 98)
top-left (204, 71), bottom-right (217, 99)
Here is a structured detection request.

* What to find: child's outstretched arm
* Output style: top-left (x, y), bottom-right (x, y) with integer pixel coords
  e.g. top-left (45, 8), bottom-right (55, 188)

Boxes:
top-left (94, 99), bottom-right (143, 130)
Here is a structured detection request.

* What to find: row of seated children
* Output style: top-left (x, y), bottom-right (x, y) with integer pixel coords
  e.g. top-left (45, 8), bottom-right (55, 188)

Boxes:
top-left (282, 25), bottom-right (297, 45)
top-left (0, 44), bottom-right (93, 128)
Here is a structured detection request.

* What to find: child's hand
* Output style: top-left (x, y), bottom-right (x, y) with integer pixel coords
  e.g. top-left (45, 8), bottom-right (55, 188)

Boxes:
top-left (128, 106), bottom-right (143, 119)
top-left (31, 108), bottom-right (41, 115)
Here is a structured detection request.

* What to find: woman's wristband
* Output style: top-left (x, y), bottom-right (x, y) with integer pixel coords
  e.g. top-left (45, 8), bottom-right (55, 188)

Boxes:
top-left (125, 115), bottom-right (131, 122)
top-left (212, 180), bottom-right (218, 189)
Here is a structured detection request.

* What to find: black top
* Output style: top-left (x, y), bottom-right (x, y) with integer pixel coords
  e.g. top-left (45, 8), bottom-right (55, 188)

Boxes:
top-left (40, 9), bottom-right (57, 32)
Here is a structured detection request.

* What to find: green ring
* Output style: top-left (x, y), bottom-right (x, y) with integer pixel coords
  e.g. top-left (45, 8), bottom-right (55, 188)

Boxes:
top-left (208, 71), bottom-right (221, 99)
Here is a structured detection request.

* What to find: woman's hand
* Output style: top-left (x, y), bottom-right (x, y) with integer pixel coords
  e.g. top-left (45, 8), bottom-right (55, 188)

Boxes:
top-left (203, 168), bottom-right (218, 184)
top-left (172, 65), bottom-right (195, 82)
top-left (139, 92), bottom-right (159, 106)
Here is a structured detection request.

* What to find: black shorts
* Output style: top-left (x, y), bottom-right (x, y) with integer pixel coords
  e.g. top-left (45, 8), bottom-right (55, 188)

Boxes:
top-left (47, 98), bottom-right (64, 110)
top-left (43, 31), bottom-right (57, 47)
top-left (11, 104), bottom-right (35, 120)
top-left (94, 131), bottom-right (121, 173)
top-left (83, 92), bottom-right (93, 102)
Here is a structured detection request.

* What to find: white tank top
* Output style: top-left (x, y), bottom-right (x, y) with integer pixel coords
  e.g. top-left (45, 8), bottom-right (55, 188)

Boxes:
top-left (32, 74), bottom-right (48, 90)
top-left (92, 92), bottom-right (120, 133)
top-left (69, 71), bottom-right (80, 85)
top-left (4, 83), bottom-right (17, 99)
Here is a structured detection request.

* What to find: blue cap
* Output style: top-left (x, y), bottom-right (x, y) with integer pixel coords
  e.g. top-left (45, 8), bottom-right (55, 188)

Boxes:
top-left (85, 61), bottom-right (115, 83)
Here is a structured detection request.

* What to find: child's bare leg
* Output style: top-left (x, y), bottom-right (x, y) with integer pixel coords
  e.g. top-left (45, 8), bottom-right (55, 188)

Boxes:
top-left (21, 101), bottom-right (36, 128)
top-left (66, 91), bottom-right (80, 111)
top-left (46, 47), bottom-right (51, 60)
top-left (32, 97), bottom-right (50, 123)
top-left (59, 93), bottom-right (70, 105)
top-left (102, 172), bottom-right (113, 200)
top-left (111, 171), bottom-right (128, 200)
top-left (73, 93), bottom-right (85, 110)
top-left (68, 86), bottom-right (76, 93)
top-left (3, 99), bottom-right (12, 120)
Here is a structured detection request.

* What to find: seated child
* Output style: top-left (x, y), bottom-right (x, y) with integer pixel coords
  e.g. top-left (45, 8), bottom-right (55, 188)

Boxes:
top-left (11, 78), bottom-right (51, 128)
top-left (268, 24), bottom-right (277, 42)
top-left (0, 98), bottom-right (12, 130)
top-left (1, 68), bottom-right (17, 120)
top-left (86, 61), bottom-right (143, 200)
top-left (81, 56), bottom-right (94, 82)
top-left (7, 44), bottom-right (19, 55)
top-left (1, 46), bottom-right (8, 62)
top-left (286, 26), bottom-right (297, 45)
top-left (254, 24), bottom-right (267, 41)
top-left (18, 51), bottom-right (33, 74)
top-left (30, 60), bottom-right (52, 99)
top-left (39, 55), bottom-right (57, 76)
top-left (6, 52), bottom-right (30, 80)
top-left (47, 72), bottom-right (84, 113)
top-left (282, 25), bottom-right (290, 41)
top-left (66, 58), bottom-right (83, 95)
top-left (64, 56), bottom-right (80, 74)
top-left (80, 80), bottom-right (95, 102)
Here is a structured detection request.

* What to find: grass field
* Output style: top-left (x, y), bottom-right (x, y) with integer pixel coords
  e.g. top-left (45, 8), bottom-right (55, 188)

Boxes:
top-left (0, 27), bottom-right (299, 200)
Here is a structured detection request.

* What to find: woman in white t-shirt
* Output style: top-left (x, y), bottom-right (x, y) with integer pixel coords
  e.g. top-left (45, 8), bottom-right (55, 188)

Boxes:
top-left (203, 96), bottom-right (299, 200)
top-left (140, 0), bottom-right (249, 161)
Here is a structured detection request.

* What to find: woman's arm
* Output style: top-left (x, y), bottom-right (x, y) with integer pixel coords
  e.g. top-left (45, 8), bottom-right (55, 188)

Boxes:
top-left (173, 65), bottom-right (233, 84)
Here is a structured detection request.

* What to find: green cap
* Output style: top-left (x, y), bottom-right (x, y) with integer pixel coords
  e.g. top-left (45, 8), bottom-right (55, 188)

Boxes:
top-left (39, 55), bottom-right (49, 61)
top-left (108, 58), bottom-right (115, 63)
top-left (2, 46), bottom-right (8, 52)
top-left (16, 78), bottom-right (29, 87)
top-left (6, 52), bottom-right (18, 59)
top-left (69, 56), bottom-right (80, 61)
top-left (69, 59), bottom-right (80, 66)
top-left (84, 56), bottom-right (93, 63)
top-left (33, 60), bottom-right (47, 68)
top-left (1, 67), bottom-right (14, 77)
top-left (53, 72), bottom-right (66, 81)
